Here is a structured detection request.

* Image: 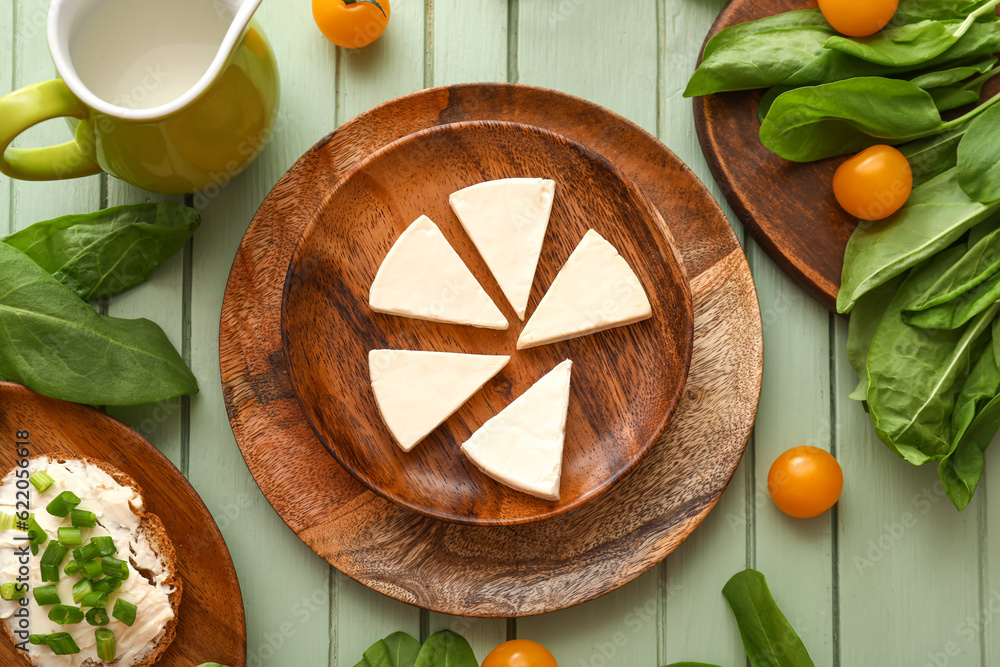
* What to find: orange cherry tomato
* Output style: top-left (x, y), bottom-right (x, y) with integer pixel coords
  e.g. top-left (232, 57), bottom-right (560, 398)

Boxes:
top-left (313, 0), bottom-right (390, 49)
top-left (818, 0), bottom-right (898, 37)
top-left (768, 446), bottom-right (844, 519)
top-left (482, 640), bottom-right (558, 667)
top-left (833, 144), bottom-right (913, 220)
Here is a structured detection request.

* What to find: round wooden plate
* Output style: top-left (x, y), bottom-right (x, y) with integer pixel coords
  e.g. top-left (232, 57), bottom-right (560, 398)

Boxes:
top-left (281, 120), bottom-right (694, 526)
top-left (693, 0), bottom-right (1000, 311)
top-left (220, 83), bottom-right (763, 616)
top-left (0, 383), bottom-right (247, 666)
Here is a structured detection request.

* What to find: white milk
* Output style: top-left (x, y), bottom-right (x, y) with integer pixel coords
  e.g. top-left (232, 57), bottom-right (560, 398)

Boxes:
top-left (70, 0), bottom-right (232, 110)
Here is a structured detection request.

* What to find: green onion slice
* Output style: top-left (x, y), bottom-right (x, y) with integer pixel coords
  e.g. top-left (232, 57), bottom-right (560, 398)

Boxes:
top-left (28, 634), bottom-right (47, 645)
top-left (80, 558), bottom-right (103, 580)
top-left (45, 632), bottom-right (81, 655)
top-left (72, 578), bottom-right (93, 604)
top-left (0, 582), bottom-right (21, 601)
top-left (57, 526), bottom-right (83, 546)
top-left (70, 509), bottom-right (97, 528)
top-left (91, 535), bottom-right (116, 557)
top-left (33, 585), bottom-right (60, 606)
top-left (40, 542), bottom-right (69, 583)
top-left (80, 591), bottom-right (108, 609)
top-left (101, 556), bottom-right (129, 580)
top-left (29, 471), bottom-right (54, 493)
top-left (45, 491), bottom-right (81, 518)
top-left (27, 515), bottom-right (47, 547)
top-left (48, 605), bottom-right (85, 625)
top-left (112, 598), bottom-right (137, 626)
top-left (73, 542), bottom-right (100, 564)
top-left (64, 560), bottom-right (79, 577)
top-left (86, 607), bottom-right (110, 626)
top-left (0, 511), bottom-right (14, 531)
top-left (95, 628), bottom-right (116, 661)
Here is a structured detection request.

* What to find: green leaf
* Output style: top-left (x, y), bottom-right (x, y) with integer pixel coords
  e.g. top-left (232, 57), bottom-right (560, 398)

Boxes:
top-left (905, 219), bottom-right (1000, 312)
top-left (2, 202), bottom-right (200, 301)
top-left (940, 389), bottom-right (1000, 509)
top-left (949, 337), bottom-right (1000, 443)
top-left (684, 26), bottom-right (835, 96)
top-left (824, 19), bottom-right (965, 68)
top-left (928, 86), bottom-right (981, 112)
top-left (702, 9), bottom-right (830, 59)
top-left (896, 0), bottom-right (986, 21)
top-left (413, 630), bottom-right (478, 667)
top-left (721, 569), bottom-right (815, 667)
top-left (904, 267), bottom-right (1000, 328)
top-left (909, 56), bottom-right (997, 88)
top-left (957, 101), bottom-right (1000, 203)
top-left (759, 77), bottom-right (943, 162)
top-left (0, 243), bottom-right (198, 406)
top-left (362, 633), bottom-right (421, 667)
top-left (838, 168), bottom-right (999, 313)
top-left (900, 126), bottom-right (968, 186)
top-left (847, 277), bottom-right (903, 401)
top-left (866, 249), bottom-right (999, 463)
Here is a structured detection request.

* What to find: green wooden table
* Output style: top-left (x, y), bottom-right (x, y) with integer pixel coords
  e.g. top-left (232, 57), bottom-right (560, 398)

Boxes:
top-left (3, 0), bottom-right (997, 665)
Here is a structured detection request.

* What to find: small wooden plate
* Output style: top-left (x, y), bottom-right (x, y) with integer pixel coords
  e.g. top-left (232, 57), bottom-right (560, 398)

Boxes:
top-left (0, 383), bottom-right (247, 666)
top-left (281, 120), bottom-right (694, 526)
top-left (693, 0), bottom-right (1000, 311)
top-left (221, 83), bottom-right (762, 616)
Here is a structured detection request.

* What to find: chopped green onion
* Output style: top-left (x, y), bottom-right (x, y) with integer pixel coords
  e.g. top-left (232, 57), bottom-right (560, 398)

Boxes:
top-left (45, 491), bottom-right (81, 517)
top-left (101, 556), bottom-right (129, 580)
top-left (57, 526), bottom-right (82, 546)
top-left (80, 558), bottom-right (103, 580)
top-left (27, 514), bottom-right (47, 547)
top-left (48, 605), bottom-right (85, 625)
top-left (95, 628), bottom-right (116, 661)
top-left (86, 607), bottom-right (109, 626)
top-left (33, 585), bottom-right (60, 606)
top-left (40, 542), bottom-right (69, 583)
top-left (29, 471), bottom-right (54, 493)
top-left (0, 582), bottom-right (21, 600)
top-left (64, 560), bottom-right (79, 577)
top-left (91, 535), bottom-right (117, 557)
top-left (70, 509), bottom-right (97, 528)
top-left (28, 634), bottom-right (46, 645)
top-left (92, 577), bottom-right (121, 594)
top-left (45, 632), bottom-right (81, 655)
top-left (72, 578), bottom-right (93, 604)
top-left (0, 511), bottom-right (14, 531)
top-left (112, 598), bottom-right (137, 626)
top-left (80, 591), bottom-right (108, 608)
top-left (73, 542), bottom-right (100, 563)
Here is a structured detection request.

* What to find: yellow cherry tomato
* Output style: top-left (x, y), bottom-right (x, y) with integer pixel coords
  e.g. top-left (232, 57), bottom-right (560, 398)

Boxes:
top-left (833, 144), bottom-right (913, 220)
top-left (768, 446), bottom-right (844, 519)
top-left (482, 640), bottom-right (558, 667)
top-left (313, 0), bottom-right (390, 49)
top-left (818, 0), bottom-right (898, 37)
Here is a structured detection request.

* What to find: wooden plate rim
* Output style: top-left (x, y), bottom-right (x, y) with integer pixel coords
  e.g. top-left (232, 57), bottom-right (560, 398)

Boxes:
top-left (279, 119), bottom-right (695, 526)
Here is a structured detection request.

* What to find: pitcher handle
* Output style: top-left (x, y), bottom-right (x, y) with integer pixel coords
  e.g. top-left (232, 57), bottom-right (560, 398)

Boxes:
top-left (0, 79), bottom-right (103, 181)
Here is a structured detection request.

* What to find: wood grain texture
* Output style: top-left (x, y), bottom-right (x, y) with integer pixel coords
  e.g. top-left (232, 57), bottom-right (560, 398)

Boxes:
top-left (0, 383), bottom-right (246, 667)
top-left (282, 120), bottom-right (694, 526)
top-left (219, 82), bottom-right (763, 617)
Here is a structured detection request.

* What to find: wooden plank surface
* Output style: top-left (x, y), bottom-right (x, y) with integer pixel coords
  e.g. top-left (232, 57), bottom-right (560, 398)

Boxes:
top-left (3, 0), bottom-right (999, 665)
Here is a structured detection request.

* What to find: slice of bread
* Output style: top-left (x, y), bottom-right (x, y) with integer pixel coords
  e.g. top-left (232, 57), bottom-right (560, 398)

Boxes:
top-left (1, 453), bottom-right (181, 667)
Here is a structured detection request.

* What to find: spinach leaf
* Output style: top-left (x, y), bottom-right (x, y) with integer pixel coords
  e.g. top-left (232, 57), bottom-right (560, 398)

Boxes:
top-left (838, 168), bottom-right (999, 313)
top-left (940, 387), bottom-right (1000, 510)
top-left (957, 102), bottom-right (1000, 203)
top-left (824, 19), bottom-right (965, 68)
top-left (684, 27), bottom-right (836, 96)
top-left (759, 78), bottom-right (943, 162)
top-left (702, 9), bottom-right (830, 59)
top-left (905, 220), bottom-right (1000, 311)
top-left (904, 266), bottom-right (1000, 328)
top-left (949, 337), bottom-right (1000, 444)
top-left (897, 0), bottom-right (985, 21)
top-left (929, 86), bottom-right (982, 111)
top-left (909, 56), bottom-right (997, 88)
top-left (0, 243), bottom-right (198, 406)
top-left (413, 631), bottom-right (477, 667)
top-left (362, 632), bottom-right (421, 667)
top-left (721, 569), bottom-right (815, 667)
top-left (867, 250), bottom-right (998, 463)
top-left (847, 277), bottom-right (903, 401)
top-left (2, 202), bottom-right (199, 302)
top-left (901, 126), bottom-right (968, 186)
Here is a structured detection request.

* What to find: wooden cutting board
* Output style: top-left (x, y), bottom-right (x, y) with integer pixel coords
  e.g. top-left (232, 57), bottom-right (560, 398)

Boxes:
top-left (220, 82), bottom-right (763, 617)
top-left (0, 384), bottom-right (247, 666)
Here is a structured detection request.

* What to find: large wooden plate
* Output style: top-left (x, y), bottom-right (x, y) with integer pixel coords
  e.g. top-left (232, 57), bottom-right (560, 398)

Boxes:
top-left (693, 0), bottom-right (1000, 311)
top-left (0, 383), bottom-right (247, 666)
top-left (282, 120), bottom-right (693, 526)
top-left (220, 83), bottom-right (763, 616)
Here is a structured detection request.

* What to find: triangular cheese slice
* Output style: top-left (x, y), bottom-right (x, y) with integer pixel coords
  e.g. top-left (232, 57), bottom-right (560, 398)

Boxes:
top-left (517, 230), bottom-right (652, 350)
top-left (461, 359), bottom-right (572, 500)
top-left (449, 178), bottom-right (556, 320)
top-left (370, 350), bottom-right (510, 452)
top-left (369, 215), bottom-right (508, 330)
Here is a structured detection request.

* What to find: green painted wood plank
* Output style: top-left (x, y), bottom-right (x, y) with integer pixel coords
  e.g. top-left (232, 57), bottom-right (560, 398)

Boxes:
top-left (185, 4), bottom-right (342, 666)
top-left (105, 186), bottom-right (186, 469)
top-left (432, 0), bottom-right (507, 85)
top-left (517, 0), bottom-right (659, 135)
top-left (1, 1), bottom-right (12, 235)
top-left (336, 574), bottom-right (421, 662)
top-left (9, 0), bottom-right (100, 231)
top-left (520, 571), bottom-right (659, 667)
top-left (748, 255), bottom-right (835, 667)
top-left (833, 318), bottom-right (983, 667)
top-left (426, 615), bottom-right (506, 664)
top-left (985, 436), bottom-right (1000, 666)
top-left (514, 2), bottom-right (660, 661)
